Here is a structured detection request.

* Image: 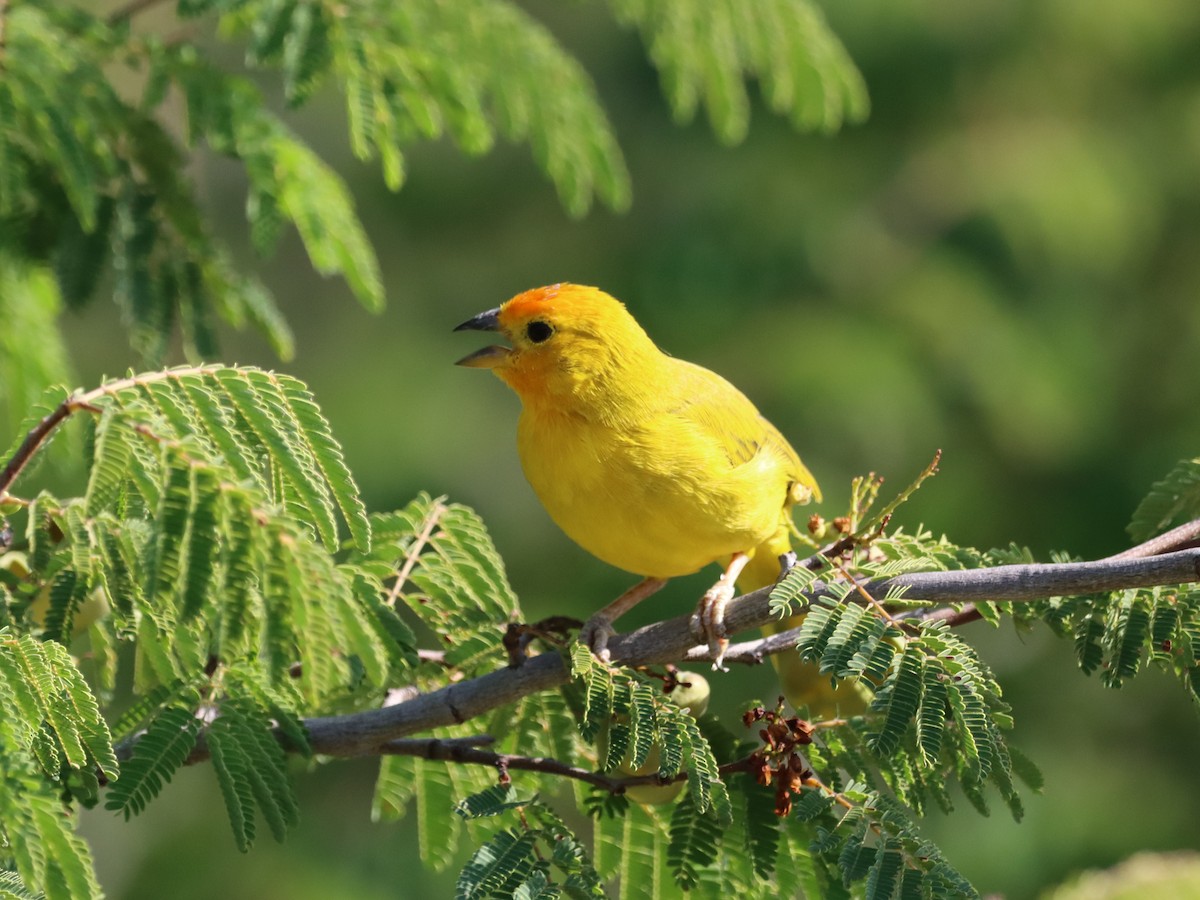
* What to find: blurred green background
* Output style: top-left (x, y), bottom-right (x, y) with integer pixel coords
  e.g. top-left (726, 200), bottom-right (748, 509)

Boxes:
top-left (54, 0), bottom-right (1200, 896)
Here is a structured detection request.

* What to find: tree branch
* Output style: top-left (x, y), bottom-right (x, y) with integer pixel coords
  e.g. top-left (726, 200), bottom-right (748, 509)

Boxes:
top-left (909, 517), bottom-right (1200, 628)
top-left (171, 545), bottom-right (1200, 764)
top-left (0, 399), bottom-right (79, 499)
top-left (377, 735), bottom-right (764, 793)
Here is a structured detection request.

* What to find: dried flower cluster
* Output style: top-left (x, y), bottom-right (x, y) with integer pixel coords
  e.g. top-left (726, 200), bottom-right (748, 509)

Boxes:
top-left (743, 700), bottom-right (816, 816)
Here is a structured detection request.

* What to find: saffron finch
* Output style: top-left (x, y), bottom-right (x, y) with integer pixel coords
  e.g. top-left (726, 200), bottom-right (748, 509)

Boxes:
top-left (454, 283), bottom-right (819, 673)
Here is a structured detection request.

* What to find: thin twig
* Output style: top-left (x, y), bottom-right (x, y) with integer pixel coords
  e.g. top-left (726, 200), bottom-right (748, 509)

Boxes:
top-left (834, 559), bottom-right (901, 627)
top-left (0, 367), bottom-right (233, 500)
top-left (379, 736), bottom-right (764, 794)
top-left (385, 501), bottom-right (447, 607)
top-left (1, 400), bottom-right (81, 499)
top-left (683, 624), bottom-right (806, 667)
top-left (1106, 518), bottom-right (1200, 560)
top-left (795, 514), bottom-right (891, 573)
top-left (803, 775), bottom-right (855, 811)
top-left (379, 736), bottom-right (623, 791)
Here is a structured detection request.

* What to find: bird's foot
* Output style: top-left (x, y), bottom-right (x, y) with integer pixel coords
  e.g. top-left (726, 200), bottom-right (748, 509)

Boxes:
top-left (690, 581), bottom-right (735, 672)
top-left (777, 551), bottom-right (799, 581)
top-left (579, 614), bottom-right (617, 664)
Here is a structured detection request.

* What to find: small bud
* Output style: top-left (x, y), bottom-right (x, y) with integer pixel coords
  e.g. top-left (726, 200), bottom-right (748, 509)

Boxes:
top-left (774, 788), bottom-right (792, 817)
top-left (787, 754), bottom-right (812, 781)
top-left (787, 717), bottom-right (814, 744)
top-left (767, 721), bottom-right (791, 745)
top-left (752, 756), bottom-right (773, 786)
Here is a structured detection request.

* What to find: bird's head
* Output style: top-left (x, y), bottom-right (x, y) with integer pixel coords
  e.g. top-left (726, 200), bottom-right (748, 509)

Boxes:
top-left (454, 283), bottom-right (660, 406)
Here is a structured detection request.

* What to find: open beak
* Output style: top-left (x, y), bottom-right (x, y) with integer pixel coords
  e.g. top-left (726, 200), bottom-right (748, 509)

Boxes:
top-left (454, 308), bottom-right (501, 332)
top-left (454, 307), bottom-right (511, 368)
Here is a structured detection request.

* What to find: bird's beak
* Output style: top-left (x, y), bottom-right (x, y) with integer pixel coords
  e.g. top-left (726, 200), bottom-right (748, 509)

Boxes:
top-left (454, 307), bottom-right (511, 368)
top-left (454, 307), bottom-right (501, 332)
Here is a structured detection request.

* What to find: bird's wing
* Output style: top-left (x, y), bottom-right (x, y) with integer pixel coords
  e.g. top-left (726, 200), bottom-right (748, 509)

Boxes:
top-left (666, 360), bottom-right (821, 504)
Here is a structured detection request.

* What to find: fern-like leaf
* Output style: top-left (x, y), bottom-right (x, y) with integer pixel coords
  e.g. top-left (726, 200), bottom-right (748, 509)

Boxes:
top-left (571, 644), bottom-right (614, 743)
top-left (206, 698), bottom-right (299, 850)
top-left (867, 645), bottom-right (923, 759)
top-left (1128, 457), bottom-right (1200, 542)
top-left (104, 706), bottom-right (201, 817)
top-left (606, 0), bottom-right (868, 144)
top-left (456, 829), bottom-right (540, 900)
top-left (456, 784), bottom-right (531, 820)
top-left (611, 804), bottom-right (668, 899)
top-left (666, 790), bottom-right (723, 889)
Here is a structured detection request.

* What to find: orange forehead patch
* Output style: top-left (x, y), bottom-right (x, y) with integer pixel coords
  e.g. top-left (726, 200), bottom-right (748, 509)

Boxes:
top-left (500, 283), bottom-right (568, 323)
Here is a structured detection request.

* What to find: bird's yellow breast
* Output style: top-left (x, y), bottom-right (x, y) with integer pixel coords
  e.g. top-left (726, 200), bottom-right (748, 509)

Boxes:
top-left (454, 283), bottom-right (819, 582)
top-left (516, 401), bottom-right (792, 579)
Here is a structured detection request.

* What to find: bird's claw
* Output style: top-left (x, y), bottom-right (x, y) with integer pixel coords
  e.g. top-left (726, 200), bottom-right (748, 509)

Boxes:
top-left (777, 551), bottom-right (798, 581)
top-left (692, 582), bottom-right (735, 672)
top-left (579, 615), bottom-right (616, 663)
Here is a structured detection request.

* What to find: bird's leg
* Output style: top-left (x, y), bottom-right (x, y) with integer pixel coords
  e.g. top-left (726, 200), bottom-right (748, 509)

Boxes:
top-left (690, 552), bottom-right (752, 672)
top-left (580, 577), bottom-right (668, 663)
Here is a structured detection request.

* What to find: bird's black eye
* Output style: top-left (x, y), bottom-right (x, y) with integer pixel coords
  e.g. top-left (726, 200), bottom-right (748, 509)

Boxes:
top-left (526, 320), bottom-right (553, 344)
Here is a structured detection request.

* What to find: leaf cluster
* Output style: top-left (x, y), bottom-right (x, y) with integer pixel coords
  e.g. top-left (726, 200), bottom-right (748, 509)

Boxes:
top-left (0, 633), bottom-right (112, 900)
top-left (0, 0), bottom-right (869, 439)
top-left (455, 786), bottom-right (606, 899)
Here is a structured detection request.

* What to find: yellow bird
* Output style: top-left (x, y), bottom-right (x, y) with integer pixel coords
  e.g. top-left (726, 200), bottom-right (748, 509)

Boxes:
top-left (454, 283), bottom-right (819, 673)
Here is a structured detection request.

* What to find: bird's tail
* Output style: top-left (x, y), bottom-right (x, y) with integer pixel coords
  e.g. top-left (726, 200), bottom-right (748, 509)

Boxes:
top-left (737, 528), bottom-right (868, 719)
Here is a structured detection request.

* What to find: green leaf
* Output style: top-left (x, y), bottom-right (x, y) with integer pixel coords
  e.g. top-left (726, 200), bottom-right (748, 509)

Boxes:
top-left (372, 754), bottom-right (417, 823)
top-left (666, 790), bottom-right (723, 889)
top-left (607, 0), bottom-right (868, 144)
top-left (571, 644), bottom-right (614, 743)
top-left (1102, 592), bottom-right (1150, 688)
top-left (84, 411), bottom-right (134, 516)
top-left (739, 774), bottom-right (781, 879)
top-left (0, 869), bottom-right (43, 900)
top-left (275, 372), bottom-right (372, 552)
top-left (1128, 457), bottom-right (1200, 542)
top-left (917, 659), bottom-right (949, 764)
top-left (456, 784), bottom-right (532, 820)
top-left (864, 838), bottom-right (904, 900)
top-left (612, 804), bottom-right (668, 899)
top-left (791, 786), bottom-right (834, 823)
top-left (868, 644), bottom-right (923, 759)
top-left (208, 718), bottom-right (258, 852)
top-left (206, 699), bottom-right (299, 850)
top-left (415, 756), bottom-right (461, 872)
top-left (105, 706), bottom-right (201, 817)
top-left (456, 829), bottom-right (539, 900)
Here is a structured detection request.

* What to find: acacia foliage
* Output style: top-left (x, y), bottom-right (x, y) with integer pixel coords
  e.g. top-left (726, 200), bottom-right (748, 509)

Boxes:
top-left (0, 368), bottom-right (1198, 897)
top-left (0, 0), bottom-right (865, 438)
